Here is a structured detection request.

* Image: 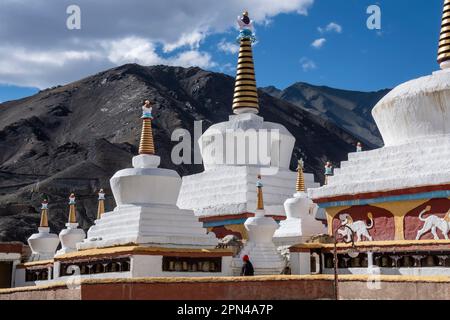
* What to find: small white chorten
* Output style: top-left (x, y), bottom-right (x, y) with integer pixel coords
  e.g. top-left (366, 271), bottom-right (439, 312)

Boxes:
top-left (273, 159), bottom-right (326, 246)
top-left (78, 101), bottom-right (217, 250)
top-left (232, 176), bottom-right (285, 275)
top-left (55, 194), bottom-right (86, 256)
top-left (27, 199), bottom-right (60, 261)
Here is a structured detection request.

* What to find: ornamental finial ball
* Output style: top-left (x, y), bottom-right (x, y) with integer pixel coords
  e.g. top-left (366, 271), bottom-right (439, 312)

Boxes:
top-left (241, 10), bottom-right (250, 25)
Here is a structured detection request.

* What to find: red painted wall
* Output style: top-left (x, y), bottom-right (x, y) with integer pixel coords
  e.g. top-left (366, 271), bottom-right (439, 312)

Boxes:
top-left (404, 198), bottom-right (450, 240)
top-left (332, 205), bottom-right (395, 241)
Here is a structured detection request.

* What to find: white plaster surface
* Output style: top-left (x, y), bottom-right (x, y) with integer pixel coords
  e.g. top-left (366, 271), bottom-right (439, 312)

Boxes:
top-left (309, 134), bottom-right (450, 200)
top-left (78, 155), bottom-right (217, 250)
top-left (373, 69), bottom-right (450, 147)
top-left (178, 113), bottom-right (319, 218)
top-left (199, 113), bottom-right (295, 170)
top-left (310, 70), bottom-right (450, 200)
top-left (273, 192), bottom-right (327, 246)
top-left (232, 211), bottom-right (285, 275)
top-left (27, 227), bottom-right (60, 261)
top-left (178, 166), bottom-right (318, 217)
top-left (132, 154), bottom-right (160, 168)
top-left (56, 224), bottom-right (86, 256)
top-left (290, 252), bottom-right (312, 275)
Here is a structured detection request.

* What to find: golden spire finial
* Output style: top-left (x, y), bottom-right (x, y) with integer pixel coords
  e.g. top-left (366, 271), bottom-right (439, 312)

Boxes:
top-left (97, 189), bottom-right (105, 220)
top-left (438, 0), bottom-right (450, 68)
top-left (296, 159), bottom-right (306, 193)
top-left (68, 193), bottom-right (77, 224)
top-left (139, 100), bottom-right (156, 155)
top-left (40, 199), bottom-right (49, 228)
top-left (256, 174), bottom-right (264, 210)
top-left (233, 11), bottom-right (259, 114)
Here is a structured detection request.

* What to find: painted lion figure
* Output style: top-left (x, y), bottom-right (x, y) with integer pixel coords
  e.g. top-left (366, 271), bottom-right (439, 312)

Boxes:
top-left (338, 212), bottom-right (373, 242)
top-left (416, 206), bottom-right (450, 240)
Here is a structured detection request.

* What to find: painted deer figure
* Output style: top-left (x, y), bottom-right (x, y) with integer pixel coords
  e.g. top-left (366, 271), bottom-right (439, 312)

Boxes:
top-left (338, 212), bottom-right (374, 242)
top-left (415, 206), bottom-right (450, 240)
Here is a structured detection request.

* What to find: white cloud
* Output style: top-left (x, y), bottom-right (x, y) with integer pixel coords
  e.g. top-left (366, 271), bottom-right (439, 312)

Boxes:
top-left (170, 50), bottom-right (216, 69)
top-left (0, 38), bottom-right (215, 89)
top-left (318, 22), bottom-right (343, 34)
top-left (163, 31), bottom-right (206, 53)
top-left (105, 37), bottom-right (163, 66)
top-left (311, 38), bottom-right (326, 49)
top-left (0, 0), bottom-right (314, 89)
top-left (300, 57), bottom-right (316, 71)
top-left (217, 39), bottom-right (239, 54)
top-left (102, 37), bottom-right (216, 72)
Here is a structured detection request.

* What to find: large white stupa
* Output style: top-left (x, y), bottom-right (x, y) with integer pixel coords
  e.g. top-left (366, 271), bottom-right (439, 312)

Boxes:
top-left (177, 11), bottom-right (319, 238)
top-left (308, 0), bottom-right (450, 245)
top-left (78, 101), bottom-right (218, 250)
top-left (309, 18), bottom-right (450, 203)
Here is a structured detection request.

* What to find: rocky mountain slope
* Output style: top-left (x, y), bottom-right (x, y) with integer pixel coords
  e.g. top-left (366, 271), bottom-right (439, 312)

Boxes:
top-left (262, 83), bottom-right (390, 147)
top-left (0, 64), bottom-right (383, 243)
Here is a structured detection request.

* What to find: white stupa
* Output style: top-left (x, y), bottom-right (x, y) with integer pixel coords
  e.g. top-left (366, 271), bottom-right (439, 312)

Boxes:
top-left (273, 159), bottom-right (326, 246)
top-left (232, 175), bottom-right (285, 275)
top-left (309, 0), bottom-right (450, 207)
top-left (177, 12), bottom-right (319, 233)
top-left (27, 199), bottom-right (60, 261)
top-left (78, 101), bottom-right (217, 250)
top-left (55, 194), bottom-right (86, 256)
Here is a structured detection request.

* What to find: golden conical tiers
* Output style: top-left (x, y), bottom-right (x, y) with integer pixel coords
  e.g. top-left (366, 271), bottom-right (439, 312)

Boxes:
top-left (139, 118), bottom-right (155, 155)
top-left (256, 176), bottom-right (264, 210)
top-left (296, 160), bottom-right (306, 193)
top-left (438, 0), bottom-right (450, 65)
top-left (68, 194), bottom-right (77, 223)
top-left (232, 38), bottom-right (259, 114)
top-left (40, 206), bottom-right (49, 228)
top-left (97, 190), bottom-right (105, 220)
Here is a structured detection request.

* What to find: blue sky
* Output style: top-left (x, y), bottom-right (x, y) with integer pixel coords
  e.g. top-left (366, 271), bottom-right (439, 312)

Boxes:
top-left (0, 0), bottom-right (442, 103)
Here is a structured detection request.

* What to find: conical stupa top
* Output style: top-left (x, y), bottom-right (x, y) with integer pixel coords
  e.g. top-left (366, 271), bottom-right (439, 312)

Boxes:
top-left (296, 159), bottom-right (306, 193)
top-left (256, 174), bottom-right (264, 210)
top-left (40, 199), bottom-right (49, 228)
top-left (97, 189), bottom-right (105, 220)
top-left (139, 100), bottom-right (156, 155)
top-left (438, 0), bottom-right (450, 68)
top-left (68, 193), bottom-right (77, 224)
top-left (232, 11), bottom-right (259, 115)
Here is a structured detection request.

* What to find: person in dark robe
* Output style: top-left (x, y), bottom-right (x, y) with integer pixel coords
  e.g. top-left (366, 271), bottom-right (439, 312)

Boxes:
top-left (241, 255), bottom-right (254, 276)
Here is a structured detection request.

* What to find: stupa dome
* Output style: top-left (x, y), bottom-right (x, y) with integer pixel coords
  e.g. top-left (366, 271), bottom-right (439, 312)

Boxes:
top-left (200, 113), bottom-right (295, 170)
top-left (372, 70), bottom-right (450, 146)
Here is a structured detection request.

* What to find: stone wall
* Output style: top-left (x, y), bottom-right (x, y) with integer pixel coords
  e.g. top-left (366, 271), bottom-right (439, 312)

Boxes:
top-left (1, 275), bottom-right (450, 300)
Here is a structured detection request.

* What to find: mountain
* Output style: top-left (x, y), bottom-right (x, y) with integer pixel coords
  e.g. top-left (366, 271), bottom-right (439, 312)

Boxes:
top-left (0, 64), bottom-right (380, 243)
top-left (262, 83), bottom-right (390, 147)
